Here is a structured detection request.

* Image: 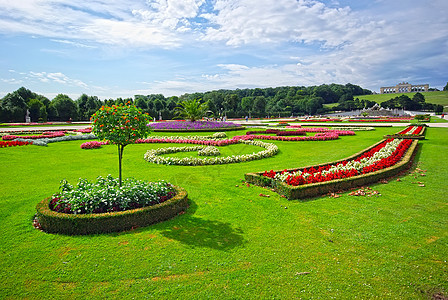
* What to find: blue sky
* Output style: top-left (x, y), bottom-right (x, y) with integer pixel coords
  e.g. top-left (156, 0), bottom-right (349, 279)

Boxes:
top-left (0, 0), bottom-right (447, 100)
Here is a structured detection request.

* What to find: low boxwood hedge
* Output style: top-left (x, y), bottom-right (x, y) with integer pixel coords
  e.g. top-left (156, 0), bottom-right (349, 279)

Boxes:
top-left (35, 185), bottom-right (188, 235)
top-left (245, 139), bottom-right (419, 200)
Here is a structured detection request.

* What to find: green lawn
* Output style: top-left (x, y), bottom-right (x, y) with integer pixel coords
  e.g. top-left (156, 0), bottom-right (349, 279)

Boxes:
top-left (1, 128), bottom-right (447, 299)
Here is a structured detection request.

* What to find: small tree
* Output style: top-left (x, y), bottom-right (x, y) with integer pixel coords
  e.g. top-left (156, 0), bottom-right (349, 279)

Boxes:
top-left (91, 103), bottom-right (151, 186)
top-left (175, 98), bottom-right (208, 121)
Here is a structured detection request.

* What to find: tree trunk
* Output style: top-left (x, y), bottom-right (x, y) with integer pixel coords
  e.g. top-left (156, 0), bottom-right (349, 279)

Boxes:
top-left (118, 144), bottom-right (125, 186)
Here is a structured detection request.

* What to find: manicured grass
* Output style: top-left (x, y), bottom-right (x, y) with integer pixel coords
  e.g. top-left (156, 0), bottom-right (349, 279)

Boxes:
top-left (1, 127), bottom-right (447, 299)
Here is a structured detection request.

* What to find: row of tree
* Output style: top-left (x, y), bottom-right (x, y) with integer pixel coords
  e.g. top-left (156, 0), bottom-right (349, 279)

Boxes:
top-left (0, 83), bottom-right (442, 122)
top-left (380, 93), bottom-right (443, 112)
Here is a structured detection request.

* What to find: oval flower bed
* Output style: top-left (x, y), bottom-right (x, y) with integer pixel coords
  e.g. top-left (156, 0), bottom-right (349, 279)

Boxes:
top-left (35, 176), bottom-right (188, 235)
top-left (245, 138), bottom-right (419, 200)
top-left (144, 139), bottom-right (278, 166)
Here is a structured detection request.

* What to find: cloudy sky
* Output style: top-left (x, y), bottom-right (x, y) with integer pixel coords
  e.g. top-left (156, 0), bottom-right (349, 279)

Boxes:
top-left (0, 0), bottom-right (447, 100)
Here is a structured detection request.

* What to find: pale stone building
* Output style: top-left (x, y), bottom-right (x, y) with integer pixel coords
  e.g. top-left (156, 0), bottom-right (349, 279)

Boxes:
top-left (380, 82), bottom-right (429, 94)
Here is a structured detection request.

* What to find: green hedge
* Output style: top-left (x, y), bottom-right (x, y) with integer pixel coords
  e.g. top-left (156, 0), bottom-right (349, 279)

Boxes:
top-left (245, 140), bottom-right (419, 200)
top-left (35, 185), bottom-right (188, 235)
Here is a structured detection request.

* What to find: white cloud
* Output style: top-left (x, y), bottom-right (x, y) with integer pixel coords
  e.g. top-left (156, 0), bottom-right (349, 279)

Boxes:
top-left (23, 71), bottom-right (88, 88)
top-left (132, 0), bottom-right (205, 31)
top-left (201, 0), bottom-right (369, 47)
top-left (50, 39), bottom-right (97, 49)
top-left (0, 0), bottom-right (184, 48)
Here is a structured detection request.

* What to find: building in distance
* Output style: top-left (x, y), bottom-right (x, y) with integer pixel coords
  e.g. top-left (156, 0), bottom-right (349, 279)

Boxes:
top-left (380, 82), bottom-right (429, 94)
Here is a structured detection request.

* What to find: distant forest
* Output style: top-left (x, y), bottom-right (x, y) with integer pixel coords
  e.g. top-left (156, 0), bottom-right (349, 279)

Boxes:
top-left (0, 83), bottom-right (442, 122)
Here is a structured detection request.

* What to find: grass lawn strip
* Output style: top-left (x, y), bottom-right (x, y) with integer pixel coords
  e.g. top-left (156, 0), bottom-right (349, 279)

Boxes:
top-left (0, 126), bottom-right (447, 298)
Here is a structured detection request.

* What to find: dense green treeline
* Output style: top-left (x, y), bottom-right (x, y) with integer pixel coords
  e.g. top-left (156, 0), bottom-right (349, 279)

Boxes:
top-left (0, 84), bottom-right (372, 122)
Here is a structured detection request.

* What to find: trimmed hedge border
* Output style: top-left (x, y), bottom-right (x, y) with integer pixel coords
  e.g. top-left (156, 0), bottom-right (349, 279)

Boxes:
top-left (245, 139), bottom-right (419, 200)
top-left (35, 185), bottom-right (188, 235)
top-left (152, 126), bottom-right (245, 132)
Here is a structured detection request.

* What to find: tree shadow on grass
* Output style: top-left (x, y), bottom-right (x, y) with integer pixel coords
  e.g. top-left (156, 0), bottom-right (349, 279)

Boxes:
top-left (160, 216), bottom-right (245, 251)
top-left (159, 200), bottom-right (246, 251)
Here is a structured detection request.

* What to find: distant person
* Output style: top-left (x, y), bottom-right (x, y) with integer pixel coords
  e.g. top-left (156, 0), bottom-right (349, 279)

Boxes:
top-left (245, 116), bottom-right (248, 122)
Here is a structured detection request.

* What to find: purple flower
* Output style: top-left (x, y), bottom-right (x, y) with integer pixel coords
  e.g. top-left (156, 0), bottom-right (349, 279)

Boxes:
top-left (148, 121), bottom-right (241, 130)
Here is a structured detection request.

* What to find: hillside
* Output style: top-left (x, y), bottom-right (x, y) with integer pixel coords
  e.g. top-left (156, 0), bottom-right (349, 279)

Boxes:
top-left (353, 91), bottom-right (448, 108)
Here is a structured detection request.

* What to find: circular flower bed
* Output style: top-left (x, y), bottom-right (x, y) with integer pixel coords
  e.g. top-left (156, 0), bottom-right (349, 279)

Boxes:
top-left (148, 120), bottom-right (243, 131)
top-left (144, 139), bottom-right (278, 165)
top-left (35, 176), bottom-right (188, 235)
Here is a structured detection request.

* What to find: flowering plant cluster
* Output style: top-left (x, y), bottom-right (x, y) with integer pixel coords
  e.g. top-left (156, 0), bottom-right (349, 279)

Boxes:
top-left (91, 104), bottom-right (151, 146)
top-left (49, 175), bottom-right (176, 214)
top-left (80, 141), bottom-right (108, 149)
top-left (149, 120), bottom-right (241, 130)
top-left (75, 128), bottom-right (92, 133)
top-left (2, 131), bottom-right (66, 140)
top-left (397, 126), bottom-right (423, 135)
top-left (211, 132), bottom-right (227, 138)
top-left (198, 146), bottom-right (220, 156)
top-left (263, 138), bottom-right (412, 186)
top-left (0, 140), bottom-right (31, 148)
top-left (144, 139), bottom-right (278, 166)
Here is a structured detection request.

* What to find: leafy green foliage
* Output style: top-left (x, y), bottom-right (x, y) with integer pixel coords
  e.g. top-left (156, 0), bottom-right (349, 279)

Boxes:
top-left (91, 103), bottom-right (151, 185)
top-left (175, 98), bottom-right (208, 122)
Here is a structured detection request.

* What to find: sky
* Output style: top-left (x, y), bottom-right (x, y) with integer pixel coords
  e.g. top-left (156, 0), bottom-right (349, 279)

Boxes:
top-left (0, 0), bottom-right (447, 100)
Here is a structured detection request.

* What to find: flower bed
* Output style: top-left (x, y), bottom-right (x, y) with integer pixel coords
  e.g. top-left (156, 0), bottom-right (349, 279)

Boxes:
top-left (16, 133), bottom-right (98, 146)
top-left (148, 121), bottom-right (244, 132)
top-left (2, 131), bottom-right (66, 140)
top-left (0, 140), bottom-right (32, 148)
top-left (75, 128), bottom-right (92, 133)
top-left (244, 128), bottom-right (355, 142)
top-left (245, 138), bottom-right (419, 200)
top-left (36, 184), bottom-right (188, 235)
top-left (48, 176), bottom-right (176, 214)
top-left (384, 126), bottom-right (426, 139)
top-left (144, 139), bottom-right (278, 166)
top-left (80, 133), bottom-right (250, 150)
top-left (80, 141), bottom-right (108, 149)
